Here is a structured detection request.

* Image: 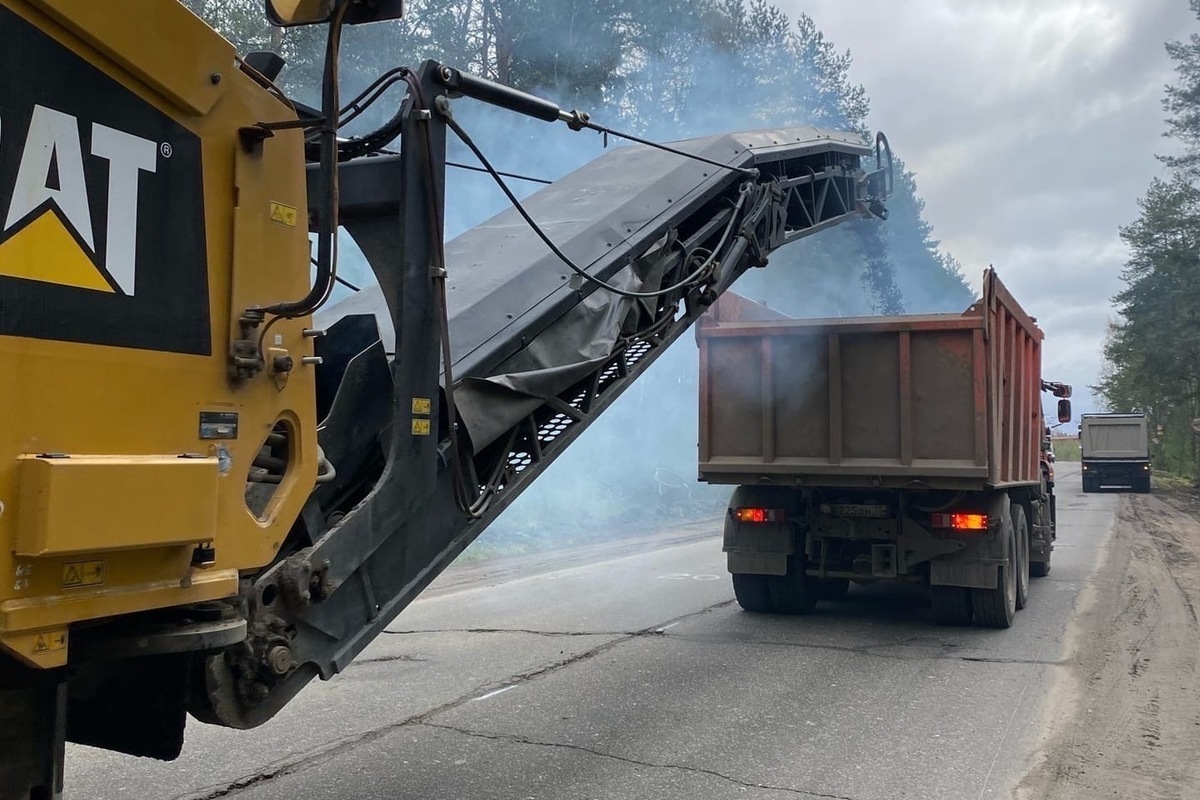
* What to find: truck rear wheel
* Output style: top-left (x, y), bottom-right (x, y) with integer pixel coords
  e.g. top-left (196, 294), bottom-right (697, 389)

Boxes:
top-left (768, 555), bottom-right (818, 614)
top-left (732, 573), bottom-right (774, 613)
top-left (1012, 503), bottom-right (1030, 610)
top-left (972, 505), bottom-right (1017, 628)
top-left (1031, 480), bottom-right (1052, 578)
top-left (930, 586), bottom-right (973, 626)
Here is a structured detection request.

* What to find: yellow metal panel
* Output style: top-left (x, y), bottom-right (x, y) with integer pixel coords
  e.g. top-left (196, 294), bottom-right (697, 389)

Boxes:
top-left (0, 568), bottom-right (238, 667)
top-left (0, 0), bottom-right (317, 667)
top-left (16, 455), bottom-right (219, 557)
top-left (28, 0), bottom-right (233, 115)
top-left (0, 567), bottom-right (237, 632)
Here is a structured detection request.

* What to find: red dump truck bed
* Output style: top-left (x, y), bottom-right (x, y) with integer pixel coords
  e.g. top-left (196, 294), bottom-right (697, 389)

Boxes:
top-left (697, 269), bottom-right (1045, 490)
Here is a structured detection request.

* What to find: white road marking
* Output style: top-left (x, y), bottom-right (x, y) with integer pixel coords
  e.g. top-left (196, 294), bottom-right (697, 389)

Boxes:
top-left (473, 685), bottom-right (516, 702)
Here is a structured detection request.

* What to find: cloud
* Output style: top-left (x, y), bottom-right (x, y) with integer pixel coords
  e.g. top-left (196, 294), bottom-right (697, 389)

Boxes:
top-left (779, 0), bottom-right (1195, 413)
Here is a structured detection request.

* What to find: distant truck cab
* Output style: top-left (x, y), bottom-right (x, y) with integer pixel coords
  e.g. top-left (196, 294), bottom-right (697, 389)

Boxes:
top-left (1079, 413), bottom-right (1151, 493)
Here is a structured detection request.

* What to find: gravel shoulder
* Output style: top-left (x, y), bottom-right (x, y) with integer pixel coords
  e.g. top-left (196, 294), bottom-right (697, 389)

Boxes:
top-left (1017, 484), bottom-right (1200, 799)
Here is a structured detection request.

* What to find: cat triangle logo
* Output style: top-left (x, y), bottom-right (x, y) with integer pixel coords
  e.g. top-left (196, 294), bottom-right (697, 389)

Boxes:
top-left (0, 105), bottom-right (158, 295)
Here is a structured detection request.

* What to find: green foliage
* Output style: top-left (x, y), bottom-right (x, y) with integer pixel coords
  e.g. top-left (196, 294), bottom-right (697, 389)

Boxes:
top-left (1163, 0), bottom-right (1200, 177)
top-left (1096, 3), bottom-right (1200, 476)
top-left (1052, 439), bottom-right (1081, 462)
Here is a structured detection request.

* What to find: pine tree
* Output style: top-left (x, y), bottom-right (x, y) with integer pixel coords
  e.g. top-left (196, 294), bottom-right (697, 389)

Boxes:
top-left (1096, 2), bottom-right (1200, 477)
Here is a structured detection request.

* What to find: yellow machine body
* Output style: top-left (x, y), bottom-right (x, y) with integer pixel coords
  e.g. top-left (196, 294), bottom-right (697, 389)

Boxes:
top-left (0, 0), bottom-right (317, 669)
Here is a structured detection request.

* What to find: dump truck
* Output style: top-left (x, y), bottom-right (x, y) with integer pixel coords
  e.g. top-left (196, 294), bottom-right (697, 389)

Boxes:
top-left (697, 269), bottom-right (1072, 628)
top-left (1080, 413), bottom-right (1151, 493)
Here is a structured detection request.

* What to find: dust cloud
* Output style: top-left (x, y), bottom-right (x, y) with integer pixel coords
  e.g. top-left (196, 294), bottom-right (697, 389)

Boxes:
top-left (282, 3), bottom-right (977, 553)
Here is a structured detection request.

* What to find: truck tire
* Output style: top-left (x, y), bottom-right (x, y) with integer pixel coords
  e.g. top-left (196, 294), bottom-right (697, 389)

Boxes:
top-left (1012, 503), bottom-right (1030, 611)
top-left (816, 578), bottom-right (850, 600)
top-left (768, 555), bottom-right (818, 614)
top-left (972, 506), bottom-right (1017, 629)
top-left (732, 573), bottom-right (774, 613)
top-left (1031, 479), bottom-right (1052, 578)
top-left (930, 586), bottom-right (973, 626)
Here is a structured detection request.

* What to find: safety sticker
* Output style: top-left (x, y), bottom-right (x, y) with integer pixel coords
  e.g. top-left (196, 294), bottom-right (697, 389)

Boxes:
top-left (61, 560), bottom-right (105, 589)
top-left (33, 631), bottom-right (66, 653)
top-left (412, 397), bottom-right (432, 415)
top-left (411, 419), bottom-right (431, 436)
top-left (269, 202), bottom-right (299, 228)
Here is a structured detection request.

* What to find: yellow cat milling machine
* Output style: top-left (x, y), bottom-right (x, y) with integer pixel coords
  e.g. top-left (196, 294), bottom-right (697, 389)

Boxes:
top-left (0, 1), bottom-right (893, 796)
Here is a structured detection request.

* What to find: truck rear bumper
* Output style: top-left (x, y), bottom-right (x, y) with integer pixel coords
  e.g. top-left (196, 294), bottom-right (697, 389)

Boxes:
top-left (1082, 459), bottom-right (1150, 487)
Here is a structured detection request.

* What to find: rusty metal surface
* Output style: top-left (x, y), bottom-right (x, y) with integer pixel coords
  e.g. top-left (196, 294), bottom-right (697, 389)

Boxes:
top-left (698, 271), bottom-right (1045, 489)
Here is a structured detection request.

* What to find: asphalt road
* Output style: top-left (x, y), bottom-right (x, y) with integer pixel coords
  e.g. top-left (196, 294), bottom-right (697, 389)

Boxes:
top-left (65, 463), bottom-right (1119, 800)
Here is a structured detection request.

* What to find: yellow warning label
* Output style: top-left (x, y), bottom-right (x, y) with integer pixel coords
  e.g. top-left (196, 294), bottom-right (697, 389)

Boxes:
top-left (412, 397), bottom-right (432, 415)
top-left (269, 202), bottom-right (299, 228)
top-left (411, 418), bottom-right (431, 436)
top-left (61, 560), bottom-right (105, 589)
top-left (33, 631), bottom-right (66, 654)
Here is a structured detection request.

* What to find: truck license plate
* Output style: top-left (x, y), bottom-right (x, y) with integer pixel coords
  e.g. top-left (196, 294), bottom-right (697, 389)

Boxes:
top-left (829, 504), bottom-right (890, 518)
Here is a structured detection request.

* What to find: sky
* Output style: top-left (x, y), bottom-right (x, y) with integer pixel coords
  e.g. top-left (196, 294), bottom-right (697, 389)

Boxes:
top-left (779, 0), bottom-right (1197, 421)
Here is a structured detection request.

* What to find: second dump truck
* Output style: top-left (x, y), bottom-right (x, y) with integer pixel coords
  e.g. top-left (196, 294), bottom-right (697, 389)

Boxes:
top-left (697, 269), bottom-right (1071, 628)
top-left (1079, 413), bottom-right (1151, 493)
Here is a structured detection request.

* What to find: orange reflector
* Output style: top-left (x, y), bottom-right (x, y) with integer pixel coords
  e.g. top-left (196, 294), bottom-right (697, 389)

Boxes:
top-left (952, 513), bottom-right (988, 531)
top-left (734, 507), bottom-right (783, 524)
top-left (931, 512), bottom-right (988, 531)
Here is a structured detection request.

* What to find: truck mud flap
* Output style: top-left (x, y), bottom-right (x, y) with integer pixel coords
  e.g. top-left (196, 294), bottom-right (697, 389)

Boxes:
top-left (724, 521), bottom-right (790, 576)
top-left (727, 551), bottom-right (787, 576)
top-left (930, 557), bottom-right (1001, 590)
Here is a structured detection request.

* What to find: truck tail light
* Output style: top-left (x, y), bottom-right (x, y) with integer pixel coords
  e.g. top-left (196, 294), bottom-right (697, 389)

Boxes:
top-left (931, 513), bottom-right (988, 532)
top-left (734, 507), bottom-right (784, 524)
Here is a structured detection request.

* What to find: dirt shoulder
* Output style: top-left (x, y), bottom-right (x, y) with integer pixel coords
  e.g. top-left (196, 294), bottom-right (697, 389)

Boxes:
top-left (1017, 486), bottom-right (1200, 799)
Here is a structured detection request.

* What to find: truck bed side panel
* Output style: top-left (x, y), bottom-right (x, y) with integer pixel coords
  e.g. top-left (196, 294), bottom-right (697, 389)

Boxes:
top-left (698, 274), bottom-right (1045, 489)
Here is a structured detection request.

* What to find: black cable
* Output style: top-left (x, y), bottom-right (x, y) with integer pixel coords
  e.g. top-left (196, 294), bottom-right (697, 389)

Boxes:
top-left (339, 68), bottom-right (406, 120)
top-left (448, 160), bottom-right (551, 185)
top-left (577, 118), bottom-right (758, 178)
top-left (339, 75), bottom-right (409, 129)
top-left (335, 274), bottom-right (361, 292)
top-left (446, 114), bottom-right (748, 300)
top-left (313, 257), bottom-right (362, 292)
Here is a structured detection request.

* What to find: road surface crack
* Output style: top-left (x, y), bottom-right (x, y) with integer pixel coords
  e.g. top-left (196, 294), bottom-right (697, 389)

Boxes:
top-left (420, 721), bottom-right (862, 799)
top-left (350, 652), bottom-right (430, 666)
top-left (959, 655), bottom-right (1065, 666)
top-left (664, 633), bottom-right (1066, 666)
top-left (179, 600), bottom-right (735, 800)
top-left (384, 627), bottom-right (659, 638)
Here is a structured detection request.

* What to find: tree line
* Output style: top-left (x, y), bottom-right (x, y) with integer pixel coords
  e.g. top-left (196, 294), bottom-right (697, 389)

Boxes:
top-left (1097, 0), bottom-right (1200, 477)
top-left (183, 0), bottom-right (971, 316)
